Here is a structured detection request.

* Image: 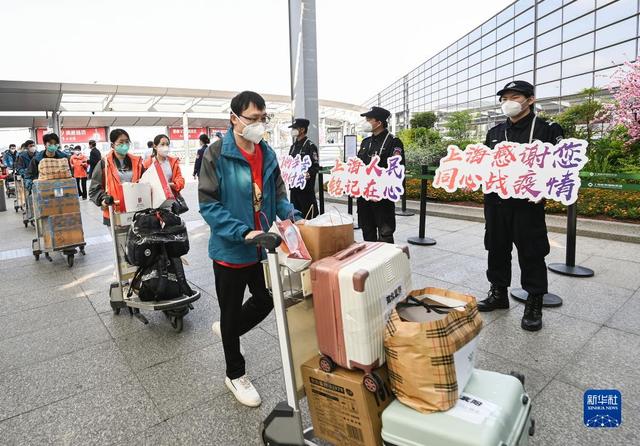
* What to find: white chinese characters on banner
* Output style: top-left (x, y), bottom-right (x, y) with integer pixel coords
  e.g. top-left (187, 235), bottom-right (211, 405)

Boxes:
top-left (280, 154), bottom-right (312, 190)
top-left (327, 155), bottom-right (405, 202)
top-left (432, 138), bottom-right (589, 206)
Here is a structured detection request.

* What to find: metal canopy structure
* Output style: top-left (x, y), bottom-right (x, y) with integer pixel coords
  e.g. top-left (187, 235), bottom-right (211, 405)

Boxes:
top-left (0, 80), bottom-right (365, 130)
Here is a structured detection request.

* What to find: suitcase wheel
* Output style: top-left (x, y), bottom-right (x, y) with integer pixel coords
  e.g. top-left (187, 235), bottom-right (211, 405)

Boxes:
top-left (363, 372), bottom-right (384, 393)
top-left (509, 371), bottom-right (525, 386)
top-left (319, 355), bottom-right (336, 373)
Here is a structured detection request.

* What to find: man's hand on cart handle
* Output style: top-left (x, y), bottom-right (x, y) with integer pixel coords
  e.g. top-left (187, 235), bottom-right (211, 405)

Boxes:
top-left (245, 230), bottom-right (264, 240)
top-left (244, 232), bottom-right (282, 251)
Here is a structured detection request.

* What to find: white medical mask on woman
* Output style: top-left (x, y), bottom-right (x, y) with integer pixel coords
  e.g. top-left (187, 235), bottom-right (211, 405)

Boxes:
top-left (156, 146), bottom-right (170, 157)
top-left (233, 112), bottom-right (266, 144)
top-left (501, 100), bottom-right (526, 118)
top-left (291, 129), bottom-right (299, 138)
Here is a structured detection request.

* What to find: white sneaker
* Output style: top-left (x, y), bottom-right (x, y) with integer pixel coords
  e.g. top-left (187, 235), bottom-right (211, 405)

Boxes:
top-left (225, 375), bottom-right (262, 407)
top-left (212, 321), bottom-right (244, 354)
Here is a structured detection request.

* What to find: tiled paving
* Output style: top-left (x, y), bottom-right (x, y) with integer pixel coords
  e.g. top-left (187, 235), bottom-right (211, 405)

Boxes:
top-left (0, 179), bottom-right (638, 445)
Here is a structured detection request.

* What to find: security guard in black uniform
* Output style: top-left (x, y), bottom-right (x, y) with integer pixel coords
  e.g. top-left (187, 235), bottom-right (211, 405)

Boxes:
top-left (288, 118), bottom-right (320, 218)
top-left (478, 80), bottom-right (564, 332)
top-left (357, 106), bottom-right (404, 243)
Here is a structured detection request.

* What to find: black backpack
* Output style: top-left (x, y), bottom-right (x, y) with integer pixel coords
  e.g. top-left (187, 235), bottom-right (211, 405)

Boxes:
top-left (125, 208), bottom-right (189, 267)
top-left (129, 245), bottom-right (193, 301)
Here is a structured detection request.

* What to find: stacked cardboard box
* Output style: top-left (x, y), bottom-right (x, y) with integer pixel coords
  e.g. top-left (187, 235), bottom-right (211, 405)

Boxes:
top-left (38, 158), bottom-right (71, 180)
top-left (302, 357), bottom-right (394, 446)
top-left (32, 178), bottom-right (84, 250)
top-left (32, 178), bottom-right (80, 218)
top-left (43, 212), bottom-right (84, 250)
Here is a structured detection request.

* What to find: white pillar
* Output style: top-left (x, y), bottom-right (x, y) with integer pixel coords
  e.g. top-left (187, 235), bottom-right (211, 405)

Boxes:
top-left (182, 113), bottom-right (189, 167)
top-left (391, 112), bottom-right (397, 135)
top-left (288, 0), bottom-right (319, 145)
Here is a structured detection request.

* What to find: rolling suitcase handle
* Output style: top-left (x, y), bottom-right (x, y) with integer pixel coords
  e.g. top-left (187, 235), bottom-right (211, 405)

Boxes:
top-left (334, 242), bottom-right (367, 261)
top-left (246, 233), bottom-right (313, 446)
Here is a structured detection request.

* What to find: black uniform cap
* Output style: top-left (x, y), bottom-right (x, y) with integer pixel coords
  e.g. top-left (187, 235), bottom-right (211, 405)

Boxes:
top-left (496, 80), bottom-right (535, 97)
top-left (360, 106), bottom-right (390, 122)
top-left (288, 118), bottom-right (310, 129)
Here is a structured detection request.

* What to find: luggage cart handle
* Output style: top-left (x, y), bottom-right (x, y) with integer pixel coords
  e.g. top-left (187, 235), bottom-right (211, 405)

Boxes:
top-left (245, 232), bottom-right (282, 252)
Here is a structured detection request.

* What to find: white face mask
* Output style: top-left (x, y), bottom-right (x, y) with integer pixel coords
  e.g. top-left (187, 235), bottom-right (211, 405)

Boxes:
top-left (28, 146), bottom-right (36, 153)
top-left (157, 146), bottom-right (170, 157)
top-left (291, 129), bottom-right (299, 138)
top-left (233, 112), bottom-right (265, 144)
top-left (361, 121), bottom-right (373, 133)
top-left (501, 100), bottom-right (526, 118)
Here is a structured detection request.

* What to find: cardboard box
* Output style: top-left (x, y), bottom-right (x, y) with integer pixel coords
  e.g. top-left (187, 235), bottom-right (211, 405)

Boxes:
top-left (43, 212), bottom-right (84, 250)
top-left (33, 178), bottom-right (78, 200)
top-left (121, 182), bottom-right (152, 213)
top-left (302, 357), bottom-right (394, 446)
top-left (38, 158), bottom-right (71, 180)
top-left (33, 178), bottom-right (81, 218)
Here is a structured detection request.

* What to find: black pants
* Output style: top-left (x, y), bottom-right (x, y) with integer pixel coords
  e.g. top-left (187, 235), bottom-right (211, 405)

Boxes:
top-left (76, 177), bottom-right (87, 199)
top-left (290, 188), bottom-right (318, 219)
top-left (213, 261), bottom-right (274, 379)
top-left (357, 198), bottom-right (396, 243)
top-left (484, 202), bottom-right (550, 296)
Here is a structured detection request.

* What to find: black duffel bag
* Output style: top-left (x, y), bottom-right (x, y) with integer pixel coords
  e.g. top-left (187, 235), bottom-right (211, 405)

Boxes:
top-left (125, 208), bottom-right (189, 266)
top-left (129, 246), bottom-right (193, 301)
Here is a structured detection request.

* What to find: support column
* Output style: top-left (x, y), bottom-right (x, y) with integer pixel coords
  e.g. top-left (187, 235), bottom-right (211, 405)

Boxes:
top-left (182, 113), bottom-right (190, 167)
top-left (288, 0), bottom-right (319, 145)
top-left (50, 111), bottom-right (61, 136)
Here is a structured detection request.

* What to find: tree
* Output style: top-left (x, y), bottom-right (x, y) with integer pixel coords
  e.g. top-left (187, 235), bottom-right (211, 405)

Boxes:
top-left (444, 111), bottom-right (473, 142)
top-left (410, 111), bottom-right (437, 129)
top-left (550, 88), bottom-right (603, 145)
top-left (603, 57), bottom-right (640, 145)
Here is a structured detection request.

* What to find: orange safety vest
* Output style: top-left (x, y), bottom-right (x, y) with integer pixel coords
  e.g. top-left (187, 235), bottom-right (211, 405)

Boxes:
top-left (103, 150), bottom-right (143, 220)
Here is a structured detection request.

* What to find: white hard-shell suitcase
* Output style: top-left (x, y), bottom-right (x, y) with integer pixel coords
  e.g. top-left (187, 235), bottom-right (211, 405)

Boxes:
top-left (381, 369), bottom-right (535, 446)
top-left (310, 242), bottom-right (412, 389)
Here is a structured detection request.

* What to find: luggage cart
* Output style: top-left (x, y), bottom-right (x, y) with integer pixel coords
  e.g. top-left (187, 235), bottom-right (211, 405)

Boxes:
top-left (4, 170), bottom-right (16, 198)
top-left (250, 233), bottom-right (319, 446)
top-left (107, 202), bottom-right (200, 333)
top-left (14, 175), bottom-right (25, 213)
top-left (31, 194), bottom-right (86, 266)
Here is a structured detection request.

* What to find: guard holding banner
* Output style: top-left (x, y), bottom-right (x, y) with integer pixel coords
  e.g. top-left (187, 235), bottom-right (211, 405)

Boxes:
top-left (478, 80), bottom-right (564, 332)
top-left (288, 118), bottom-right (320, 218)
top-left (357, 106), bottom-right (404, 243)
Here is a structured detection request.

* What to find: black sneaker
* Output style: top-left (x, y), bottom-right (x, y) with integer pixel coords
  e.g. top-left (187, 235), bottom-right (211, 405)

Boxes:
top-left (477, 285), bottom-right (510, 312)
top-left (521, 294), bottom-right (543, 331)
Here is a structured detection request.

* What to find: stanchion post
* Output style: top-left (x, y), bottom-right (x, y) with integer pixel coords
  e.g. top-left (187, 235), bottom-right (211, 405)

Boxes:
top-left (395, 178), bottom-right (414, 217)
top-left (318, 172), bottom-right (325, 215)
top-left (548, 203), bottom-right (594, 277)
top-left (408, 165), bottom-right (435, 246)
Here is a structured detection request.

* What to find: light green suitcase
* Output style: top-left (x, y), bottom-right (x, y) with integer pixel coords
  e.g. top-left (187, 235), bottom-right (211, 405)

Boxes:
top-left (381, 369), bottom-right (534, 446)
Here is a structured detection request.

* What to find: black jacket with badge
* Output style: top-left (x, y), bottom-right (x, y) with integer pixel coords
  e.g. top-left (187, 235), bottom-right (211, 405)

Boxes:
top-left (484, 112), bottom-right (563, 205)
top-left (357, 128), bottom-right (404, 168)
top-left (289, 136), bottom-right (320, 193)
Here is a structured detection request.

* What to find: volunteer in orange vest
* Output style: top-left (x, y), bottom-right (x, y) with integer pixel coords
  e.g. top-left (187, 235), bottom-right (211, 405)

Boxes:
top-left (142, 134), bottom-right (185, 196)
top-left (89, 128), bottom-right (144, 225)
top-left (70, 145), bottom-right (89, 200)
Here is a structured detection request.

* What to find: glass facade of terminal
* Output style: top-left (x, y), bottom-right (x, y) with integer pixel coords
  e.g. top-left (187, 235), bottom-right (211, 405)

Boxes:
top-left (365, 0), bottom-right (640, 131)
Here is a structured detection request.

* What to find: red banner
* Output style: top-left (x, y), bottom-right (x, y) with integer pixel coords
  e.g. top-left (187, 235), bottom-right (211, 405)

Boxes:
top-left (36, 127), bottom-right (107, 144)
top-left (168, 127), bottom-right (207, 140)
top-left (209, 127), bottom-right (227, 138)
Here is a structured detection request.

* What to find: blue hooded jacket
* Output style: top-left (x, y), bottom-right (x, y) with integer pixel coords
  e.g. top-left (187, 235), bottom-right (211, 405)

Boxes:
top-left (198, 130), bottom-right (300, 264)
